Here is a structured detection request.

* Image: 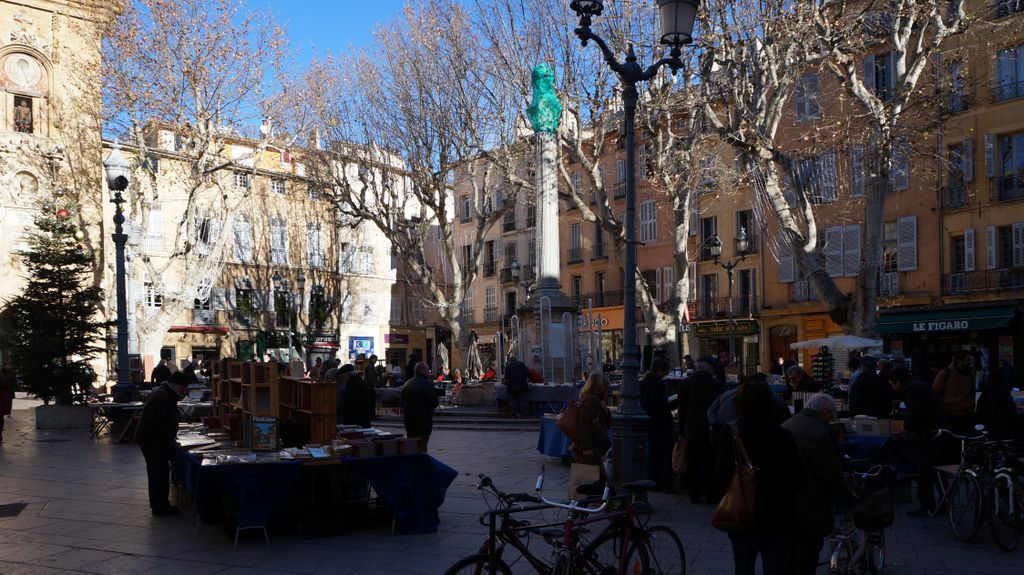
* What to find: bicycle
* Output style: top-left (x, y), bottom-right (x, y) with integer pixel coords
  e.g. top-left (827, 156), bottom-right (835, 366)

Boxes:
top-left (828, 465), bottom-right (893, 575)
top-left (444, 471), bottom-right (685, 574)
top-left (987, 439), bottom-right (1023, 552)
top-left (926, 428), bottom-right (988, 542)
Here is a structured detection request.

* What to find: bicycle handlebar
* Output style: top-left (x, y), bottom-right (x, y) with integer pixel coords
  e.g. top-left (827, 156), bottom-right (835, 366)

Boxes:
top-left (473, 473), bottom-right (542, 506)
top-left (535, 471), bottom-right (610, 514)
top-left (935, 428), bottom-right (987, 442)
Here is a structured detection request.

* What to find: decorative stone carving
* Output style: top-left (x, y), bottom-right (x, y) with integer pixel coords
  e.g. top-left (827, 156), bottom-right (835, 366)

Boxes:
top-left (9, 29), bottom-right (49, 53)
top-left (13, 11), bottom-right (35, 27)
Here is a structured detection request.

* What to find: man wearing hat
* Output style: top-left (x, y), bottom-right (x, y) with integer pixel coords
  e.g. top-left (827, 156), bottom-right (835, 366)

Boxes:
top-left (136, 371), bottom-right (188, 516)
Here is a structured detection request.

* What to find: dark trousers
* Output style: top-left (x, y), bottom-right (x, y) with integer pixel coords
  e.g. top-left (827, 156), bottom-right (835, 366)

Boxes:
top-left (648, 431), bottom-right (675, 489)
top-left (508, 391), bottom-right (528, 418)
top-left (686, 435), bottom-right (715, 503)
top-left (140, 444), bottom-right (172, 511)
top-left (914, 432), bottom-right (949, 511)
top-left (794, 530), bottom-right (824, 575)
top-left (710, 426), bottom-right (734, 501)
top-left (730, 529), bottom-right (796, 575)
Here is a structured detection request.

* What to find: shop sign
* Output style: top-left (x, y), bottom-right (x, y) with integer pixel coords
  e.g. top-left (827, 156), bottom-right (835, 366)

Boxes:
top-left (912, 320), bottom-right (969, 332)
top-left (385, 333), bottom-right (409, 344)
top-left (304, 333), bottom-right (339, 347)
top-left (694, 320), bottom-right (758, 337)
top-left (679, 323), bottom-right (692, 333)
top-left (349, 336), bottom-right (374, 358)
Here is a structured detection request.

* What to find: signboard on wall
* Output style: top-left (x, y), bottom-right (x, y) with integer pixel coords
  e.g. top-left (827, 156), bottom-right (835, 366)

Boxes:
top-left (385, 333), bottom-right (409, 344)
top-left (349, 336), bottom-right (374, 359)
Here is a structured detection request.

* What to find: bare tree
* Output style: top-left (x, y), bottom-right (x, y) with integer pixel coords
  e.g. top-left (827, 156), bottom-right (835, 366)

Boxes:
top-left (301, 0), bottom-right (529, 352)
top-left (102, 0), bottom-right (303, 358)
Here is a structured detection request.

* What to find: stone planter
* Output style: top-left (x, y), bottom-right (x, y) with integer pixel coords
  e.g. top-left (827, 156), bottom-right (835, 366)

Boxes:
top-left (35, 404), bottom-right (90, 430)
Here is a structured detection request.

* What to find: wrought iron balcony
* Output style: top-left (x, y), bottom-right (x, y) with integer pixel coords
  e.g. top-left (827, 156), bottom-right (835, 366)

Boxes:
top-left (994, 174), bottom-right (1024, 201)
top-left (192, 309), bottom-right (218, 326)
top-left (689, 295), bottom-right (759, 320)
top-left (484, 305), bottom-right (497, 323)
top-left (943, 183), bottom-right (969, 209)
top-left (992, 79), bottom-right (1024, 103)
top-left (500, 266), bottom-right (515, 283)
top-left (567, 247), bottom-right (584, 264)
top-left (591, 242), bottom-right (608, 260)
top-left (789, 281), bottom-right (820, 303)
top-left (943, 269), bottom-right (1024, 296)
top-left (613, 182), bottom-right (625, 199)
top-left (993, 0), bottom-right (1024, 20)
top-left (579, 289), bottom-right (624, 309)
top-left (879, 272), bottom-right (901, 297)
top-left (503, 214), bottom-right (516, 232)
top-left (483, 261), bottom-right (496, 277)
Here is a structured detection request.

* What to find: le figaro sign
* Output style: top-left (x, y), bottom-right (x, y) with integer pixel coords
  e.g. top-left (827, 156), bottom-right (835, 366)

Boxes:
top-left (912, 320), bottom-right (969, 333)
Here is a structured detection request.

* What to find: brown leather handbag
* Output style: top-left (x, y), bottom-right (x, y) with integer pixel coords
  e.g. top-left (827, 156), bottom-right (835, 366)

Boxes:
top-left (711, 422), bottom-right (758, 533)
top-left (556, 400), bottom-right (583, 442)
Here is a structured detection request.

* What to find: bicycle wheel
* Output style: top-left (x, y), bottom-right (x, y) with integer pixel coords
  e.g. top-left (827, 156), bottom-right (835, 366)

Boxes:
top-left (829, 539), bottom-right (852, 574)
top-left (586, 530), bottom-right (627, 575)
top-left (444, 553), bottom-right (513, 575)
top-left (859, 530), bottom-right (885, 575)
top-left (628, 525), bottom-right (686, 574)
top-left (949, 473), bottom-right (983, 542)
top-left (990, 476), bottom-right (1022, 552)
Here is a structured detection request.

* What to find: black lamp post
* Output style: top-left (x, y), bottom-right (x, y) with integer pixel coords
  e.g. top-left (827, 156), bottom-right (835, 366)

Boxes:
top-left (273, 271), bottom-right (306, 361)
top-left (104, 142), bottom-right (133, 402)
top-left (709, 227), bottom-right (749, 370)
top-left (570, 0), bottom-right (699, 485)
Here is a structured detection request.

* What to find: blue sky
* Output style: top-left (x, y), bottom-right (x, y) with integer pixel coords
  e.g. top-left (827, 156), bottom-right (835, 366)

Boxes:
top-left (253, 0), bottom-right (410, 61)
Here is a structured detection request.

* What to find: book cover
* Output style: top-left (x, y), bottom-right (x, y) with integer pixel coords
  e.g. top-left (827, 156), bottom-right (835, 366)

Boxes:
top-left (251, 416), bottom-right (279, 451)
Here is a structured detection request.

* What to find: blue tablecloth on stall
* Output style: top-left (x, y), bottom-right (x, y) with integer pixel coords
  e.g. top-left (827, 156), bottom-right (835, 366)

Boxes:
top-left (839, 434), bottom-right (889, 463)
top-left (538, 417), bottom-right (573, 459)
top-left (344, 454), bottom-right (458, 534)
top-left (173, 448), bottom-right (302, 527)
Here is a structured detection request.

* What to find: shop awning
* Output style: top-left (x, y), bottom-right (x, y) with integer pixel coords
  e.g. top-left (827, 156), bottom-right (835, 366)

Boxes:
top-left (168, 325), bottom-right (229, 335)
top-left (875, 305), bottom-right (1018, 335)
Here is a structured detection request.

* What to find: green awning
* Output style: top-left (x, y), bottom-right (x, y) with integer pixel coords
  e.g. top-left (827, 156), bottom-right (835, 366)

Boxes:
top-left (875, 305), bottom-right (1018, 335)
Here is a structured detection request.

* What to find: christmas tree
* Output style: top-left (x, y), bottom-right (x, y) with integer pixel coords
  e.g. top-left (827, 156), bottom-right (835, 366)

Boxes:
top-left (1, 202), bottom-right (107, 405)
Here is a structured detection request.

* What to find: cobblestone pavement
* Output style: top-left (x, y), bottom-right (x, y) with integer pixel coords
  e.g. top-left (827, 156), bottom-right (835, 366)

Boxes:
top-left (1, 403), bottom-right (1022, 574)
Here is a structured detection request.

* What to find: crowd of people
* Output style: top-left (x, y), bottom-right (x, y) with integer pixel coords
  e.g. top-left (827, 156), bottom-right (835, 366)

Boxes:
top-left (565, 351), bottom-right (1021, 574)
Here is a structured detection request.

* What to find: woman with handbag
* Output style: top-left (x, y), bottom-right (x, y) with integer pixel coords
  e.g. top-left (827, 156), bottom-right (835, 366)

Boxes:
top-left (571, 373), bottom-right (612, 480)
top-left (719, 381), bottom-right (804, 575)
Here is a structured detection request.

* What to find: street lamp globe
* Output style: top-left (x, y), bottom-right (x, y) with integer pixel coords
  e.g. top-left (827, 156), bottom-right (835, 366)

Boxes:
top-left (570, 0), bottom-right (603, 17)
top-left (657, 0), bottom-right (700, 47)
top-left (297, 270), bottom-right (306, 290)
top-left (271, 271), bottom-right (282, 291)
top-left (735, 226), bottom-right (749, 255)
top-left (510, 259), bottom-right (520, 281)
top-left (709, 234), bottom-right (723, 259)
top-left (103, 141), bottom-right (131, 192)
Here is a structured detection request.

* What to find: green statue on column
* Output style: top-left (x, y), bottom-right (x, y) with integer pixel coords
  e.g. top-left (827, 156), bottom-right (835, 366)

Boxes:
top-left (526, 64), bottom-right (562, 133)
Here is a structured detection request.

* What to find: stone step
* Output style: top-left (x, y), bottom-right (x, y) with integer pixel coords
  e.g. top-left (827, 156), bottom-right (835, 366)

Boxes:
top-left (373, 420), bottom-right (537, 433)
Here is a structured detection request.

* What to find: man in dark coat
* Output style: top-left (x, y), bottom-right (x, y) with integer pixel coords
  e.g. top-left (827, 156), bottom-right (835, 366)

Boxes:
top-left (136, 372), bottom-right (187, 516)
top-left (402, 362), bottom-right (439, 450)
top-left (335, 364), bottom-right (353, 425)
top-left (890, 367), bottom-right (950, 517)
top-left (342, 365), bottom-right (373, 428)
top-left (848, 356), bottom-right (892, 418)
top-left (150, 359), bottom-right (171, 385)
top-left (786, 365), bottom-right (821, 393)
top-left (503, 356), bottom-right (530, 419)
top-left (639, 357), bottom-right (674, 489)
top-left (782, 393), bottom-right (855, 575)
top-left (678, 356), bottom-right (725, 503)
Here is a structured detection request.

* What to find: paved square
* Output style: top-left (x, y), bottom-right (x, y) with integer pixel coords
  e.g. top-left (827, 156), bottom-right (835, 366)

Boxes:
top-left (0, 403), bottom-right (1020, 574)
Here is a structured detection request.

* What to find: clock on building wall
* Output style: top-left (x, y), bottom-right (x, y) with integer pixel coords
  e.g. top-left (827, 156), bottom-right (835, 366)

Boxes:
top-left (3, 53), bottom-right (42, 89)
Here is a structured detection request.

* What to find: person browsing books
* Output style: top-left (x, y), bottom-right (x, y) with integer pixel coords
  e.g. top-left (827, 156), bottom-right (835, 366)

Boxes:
top-left (136, 371), bottom-right (188, 516)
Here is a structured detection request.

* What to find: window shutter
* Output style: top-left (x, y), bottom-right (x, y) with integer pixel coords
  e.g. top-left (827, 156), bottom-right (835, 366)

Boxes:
top-left (864, 54), bottom-right (876, 95)
top-left (851, 145), bottom-right (865, 197)
top-left (265, 290), bottom-right (276, 312)
top-left (688, 262), bottom-right (698, 299)
top-left (891, 138), bottom-right (909, 191)
top-left (663, 267), bottom-right (674, 303)
top-left (985, 133), bottom-right (995, 178)
top-left (688, 196), bottom-right (699, 236)
top-left (209, 220), bottom-right (222, 253)
top-left (886, 51), bottom-right (896, 90)
top-left (655, 268), bottom-right (663, 302)
top-left (844, 225), bottom-right (861, 277)
top-left (1013, 223), bottom-right (1024, 267)
top-left (963, 139), bottom-right (974, 183)
top-left (226, 289), bottom-right (236, 310)
top-left (777, 242), bottom-right (795, 283)
top-left (897, 216), bottom-right (918, 271)
top-left (211, 288), bottom-right (225, 311)
top-left (302, 286), bottom-right (311, 314)
top-left (825, 227), bottom-right (844, 277)
top-left (987, 225), bottom-right (997, 269)
top-left (964, 227), bottom-right (975, 272)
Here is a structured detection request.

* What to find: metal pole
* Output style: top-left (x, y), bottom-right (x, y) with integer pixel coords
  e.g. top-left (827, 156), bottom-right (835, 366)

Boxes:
top-left (727, 265), bottom-right (735, 370)
top-left (111, 191), bottom-right (133, 402)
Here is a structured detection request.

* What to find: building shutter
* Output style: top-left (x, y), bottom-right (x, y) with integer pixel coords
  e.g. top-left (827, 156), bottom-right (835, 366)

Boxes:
top-left (985, 133), bottom-right (995, 178)
top-left (1013, 223), bottom-right (1024, 267)
top-left (688, 195), bottom-right (699, 236)
top-left (891, 138), bottom-right (909, 191)
top-left (778, 241), bottom-right (795, 283)
top-left (226, 288), bottom-right (236, 310)
top-left (964, 227), bottom-right (975, 272)
top-left (987, 225), bottom-right (997, 270)
top-left (963, 138), bottom-right (974, 183)
top-left (825, 226), bottom-right (844, 277)
top-left (864, 54), bottom-right (876, 96)
top-left (211, 288), bottom-right (225, 311)
top-left (851, 145), bottom-right (865, 197)
top-left (655, 268), bottom-right (663, 302)
top-left (844, 225), bottom-right (861, 277)
top-left (897, 216), bottom-right (917, 271)
top-left (663, 266), bottom-right (674, 303)
top-left (265, 290), bottom-right (276, 312)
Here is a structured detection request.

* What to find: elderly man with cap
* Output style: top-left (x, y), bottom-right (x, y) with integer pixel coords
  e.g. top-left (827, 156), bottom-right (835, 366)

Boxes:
top-left (402, 362), bottom-right (439, 451)
top-left (678, 356), bottom-right (725, 503)
top-left (136, 371), bottom-right (188, 516)
top-left (783, 393), bottom-right (855, 574)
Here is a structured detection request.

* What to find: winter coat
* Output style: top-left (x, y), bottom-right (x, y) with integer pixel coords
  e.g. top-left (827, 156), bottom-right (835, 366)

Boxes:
top-left (639, 373), bottom-right (674, 441)
top-left (933, 367), bottom-right (975, 417)
top-left (782, 410), bottom-right (854, 536)
top-left (136, 382), bottom-right (181, 449)
top-left (725, 417), bottom-right (805, 534)
top-left (848, 372), bottom-right (893, 419)
top-left (343, 374), bottom-right (373, 428)
top-left (678, 370), bottom-right (724, 441)
top-left (571, 395), bottom-right (611, 458)
top-left (401, 374), bottom-right (438, 438)
top-left (503, 359), bottom-right (530, 394)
